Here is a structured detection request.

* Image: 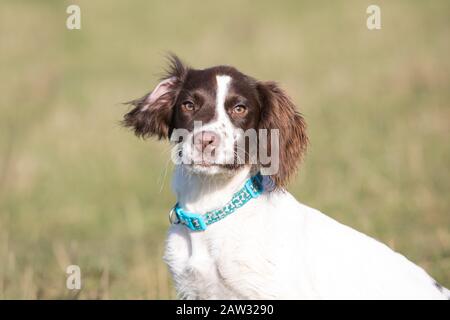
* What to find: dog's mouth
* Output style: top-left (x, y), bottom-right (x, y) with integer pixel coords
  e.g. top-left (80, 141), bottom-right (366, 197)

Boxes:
top-left (176, 144), bottom-right (248, 173)
top-left (194, 161), bottom-right (215, 167)
top-left (186, 162), bottom-right (245, 172)
top-left (183, 161), bottom-right (245, 175)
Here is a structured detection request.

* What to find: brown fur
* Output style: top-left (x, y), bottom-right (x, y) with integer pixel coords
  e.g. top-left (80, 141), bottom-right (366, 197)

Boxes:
top-left (122, 55), bottom-right (188, 139)
top-left (123, 55), bottom-right (308, 189)
top-left (257, 81), bottom-right (308, 188)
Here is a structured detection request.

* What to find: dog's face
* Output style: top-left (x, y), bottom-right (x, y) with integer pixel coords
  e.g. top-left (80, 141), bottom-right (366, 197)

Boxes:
top-left (171, 66), bottom-right (263, 175)
top-left (123, 55), bottom-right (308, 188)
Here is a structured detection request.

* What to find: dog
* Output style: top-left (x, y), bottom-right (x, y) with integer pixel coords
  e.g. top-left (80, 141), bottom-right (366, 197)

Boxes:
top-left (123, 55), bottom-right (449, 299)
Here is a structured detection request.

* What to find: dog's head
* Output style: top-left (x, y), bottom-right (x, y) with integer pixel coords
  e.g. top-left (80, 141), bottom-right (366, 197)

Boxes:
top-left (123, 55), bottom-right (308, 188)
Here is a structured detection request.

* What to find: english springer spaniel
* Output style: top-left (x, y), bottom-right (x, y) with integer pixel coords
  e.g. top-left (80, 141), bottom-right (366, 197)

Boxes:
top-left (123, 55), bottom-right (449, 299)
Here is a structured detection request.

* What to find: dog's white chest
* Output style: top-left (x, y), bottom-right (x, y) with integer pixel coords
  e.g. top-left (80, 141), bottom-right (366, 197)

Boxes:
top-left (162, 170), bottom-right (448, 300)
top-left (163, 224), bottom-right (240, 299)
top-left (163, 201), bottom-right (286, 300)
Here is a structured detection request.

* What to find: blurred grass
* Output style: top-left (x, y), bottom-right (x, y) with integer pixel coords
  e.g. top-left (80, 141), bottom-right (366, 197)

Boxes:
top-left (0, 0), bottom-right (449, 299)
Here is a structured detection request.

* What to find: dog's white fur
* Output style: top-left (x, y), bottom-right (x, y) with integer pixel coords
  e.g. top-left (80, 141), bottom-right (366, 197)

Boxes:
top-left (159, 73), bottom-right (449, 300)
top-left (164, 165), bottom-right (448, 299)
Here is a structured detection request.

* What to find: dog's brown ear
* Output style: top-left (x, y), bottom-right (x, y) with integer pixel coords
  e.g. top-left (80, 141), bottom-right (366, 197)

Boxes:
top-left (257, 81), bottom-right (308, 188)
top-left (123, 55), bottom-right (188, 139)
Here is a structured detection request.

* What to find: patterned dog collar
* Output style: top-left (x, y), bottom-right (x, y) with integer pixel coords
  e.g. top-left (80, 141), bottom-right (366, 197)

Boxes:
top-left (170, 173), bottom-right (263, 231)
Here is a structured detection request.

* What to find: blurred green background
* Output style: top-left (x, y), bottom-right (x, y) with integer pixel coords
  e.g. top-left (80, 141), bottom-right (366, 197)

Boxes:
top-left (0, 0), bottom-right (449, 299)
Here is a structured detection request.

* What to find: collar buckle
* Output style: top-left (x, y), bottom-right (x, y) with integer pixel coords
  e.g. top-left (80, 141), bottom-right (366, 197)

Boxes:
top-left (174, 205), bottom-right (207, 231)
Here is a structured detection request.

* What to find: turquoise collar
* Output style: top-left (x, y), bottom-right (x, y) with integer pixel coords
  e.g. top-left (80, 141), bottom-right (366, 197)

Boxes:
top-left (170, 173), bottom-right (263, 232)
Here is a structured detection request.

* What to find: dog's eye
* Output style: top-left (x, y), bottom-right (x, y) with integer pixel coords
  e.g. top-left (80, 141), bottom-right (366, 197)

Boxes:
top-left (181, 101), bottom-right (195, 112)
top-left (233, 105), bottom-right (247, 115)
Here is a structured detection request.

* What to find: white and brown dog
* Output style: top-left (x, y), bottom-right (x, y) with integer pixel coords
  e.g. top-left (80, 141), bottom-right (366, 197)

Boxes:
top-left (123, 55), bottom-right (448, 299)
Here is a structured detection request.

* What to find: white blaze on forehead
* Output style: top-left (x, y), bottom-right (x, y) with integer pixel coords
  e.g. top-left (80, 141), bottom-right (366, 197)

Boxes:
top-left (187, 74), bottom-right (236, 168)
top-left (181, 74), bottom-right (241, 169)
top-left (215, 75), bottom-right (232, 124)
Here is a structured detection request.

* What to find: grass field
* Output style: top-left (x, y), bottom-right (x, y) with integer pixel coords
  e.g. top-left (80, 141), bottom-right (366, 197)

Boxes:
top-left (0, 0), bottom-right (449, 299)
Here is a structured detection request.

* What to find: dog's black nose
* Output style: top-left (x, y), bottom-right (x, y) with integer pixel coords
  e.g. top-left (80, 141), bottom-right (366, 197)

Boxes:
top-left (194, 131), bottom-right (220, 152)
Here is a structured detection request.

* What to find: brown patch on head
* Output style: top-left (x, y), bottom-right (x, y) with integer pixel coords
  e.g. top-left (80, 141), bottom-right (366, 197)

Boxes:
top-left (257, 81), bottom-right (308, 188)
top-left (170, 66), bottom-right (262, 133)
top-left (123, 55), bottom-right (308, 189)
